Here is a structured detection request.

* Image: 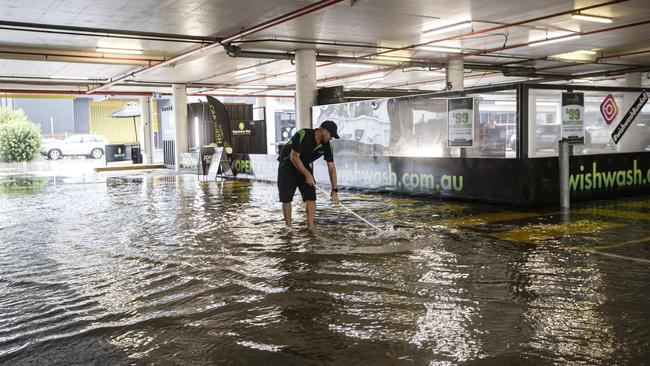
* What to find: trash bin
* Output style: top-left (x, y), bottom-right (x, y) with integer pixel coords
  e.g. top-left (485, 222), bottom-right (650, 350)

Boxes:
top-left (131, 145), bottom-right (142, 164)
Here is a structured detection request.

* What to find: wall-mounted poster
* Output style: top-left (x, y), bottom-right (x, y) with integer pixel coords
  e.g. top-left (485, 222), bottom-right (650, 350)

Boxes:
top-left (447, 97), bottom-right (474, 147)
top-left (561, 92), bottom-right (585, 144)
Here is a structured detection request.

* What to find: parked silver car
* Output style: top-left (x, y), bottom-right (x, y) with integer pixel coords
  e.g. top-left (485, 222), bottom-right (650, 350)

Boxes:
top-left (41, 134), bottom-right (108, 160)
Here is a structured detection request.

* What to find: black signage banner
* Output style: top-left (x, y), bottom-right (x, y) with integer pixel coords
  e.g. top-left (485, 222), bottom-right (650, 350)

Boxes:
top-left (105, 144), bottom-right (129, 163)
top-left (206, 96), bottom-right (232, 148)
top-left (228, 151), bottom-right (650, 206)
top-left (231, 121), bottom-right (253, 136)
top-left (612, 90), bottom-right (648, 144)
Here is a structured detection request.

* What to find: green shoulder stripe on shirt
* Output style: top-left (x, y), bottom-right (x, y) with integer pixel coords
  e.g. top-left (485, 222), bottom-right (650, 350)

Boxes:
top-left (297, 129), bottom-right (306, 144)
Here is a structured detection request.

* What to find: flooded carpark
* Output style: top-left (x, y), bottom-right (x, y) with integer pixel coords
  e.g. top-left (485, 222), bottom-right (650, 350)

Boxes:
top-left (0, 160), bottom-right (649, 365)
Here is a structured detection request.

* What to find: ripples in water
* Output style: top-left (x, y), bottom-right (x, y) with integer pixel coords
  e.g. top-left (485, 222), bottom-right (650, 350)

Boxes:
top-left (0, 174), bottom-right (648, 365)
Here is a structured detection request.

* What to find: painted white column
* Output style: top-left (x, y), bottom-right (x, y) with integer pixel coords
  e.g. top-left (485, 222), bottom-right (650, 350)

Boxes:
top-left (255, 97), bottom-right (272, 154)
top-left (445, 58), bottom-right (464, 91)
top-left (445, 58), bottom-right (465, 157)
top-left (295, 49), bottom-right (317, 130)
top-left (139, 96), bottom-right (154, 164)
top-left (172, 84), bottom-right (188, 171)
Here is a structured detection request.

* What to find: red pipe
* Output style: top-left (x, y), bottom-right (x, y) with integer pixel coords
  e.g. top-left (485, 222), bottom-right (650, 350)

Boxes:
top-left (89, 0), bottom-right (343, 94)
top-left (363, 0), bottom-right (627, 59)
top-left (0, 50), bottom-right (163, 64)
top-left (456, 19), bottom-right (650, 61)
top-left (598, 49), bottom-right (650, 60)
top-left (220, 0), bottom-right (344, 44)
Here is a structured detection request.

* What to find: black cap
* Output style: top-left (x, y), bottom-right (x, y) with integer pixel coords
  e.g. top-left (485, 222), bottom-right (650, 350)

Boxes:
top-left (320, 120), bottom-right (340, 139)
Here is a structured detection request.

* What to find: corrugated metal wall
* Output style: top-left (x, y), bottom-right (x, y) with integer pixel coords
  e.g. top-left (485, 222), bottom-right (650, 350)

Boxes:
top-left (73, 98), bottom-right (90, 134)
top-left (90, 100), bottom-right (141, 144)
top-left (12, 97), bottom-right (75, 134)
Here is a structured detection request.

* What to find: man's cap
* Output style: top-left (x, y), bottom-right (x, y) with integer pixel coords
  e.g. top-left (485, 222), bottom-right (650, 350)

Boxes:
top-left (320, 120), bottom-right (340, 139)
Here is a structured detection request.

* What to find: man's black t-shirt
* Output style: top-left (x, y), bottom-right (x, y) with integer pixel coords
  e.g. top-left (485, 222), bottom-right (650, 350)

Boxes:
top-left (278, 128), bottom-right (333, 169)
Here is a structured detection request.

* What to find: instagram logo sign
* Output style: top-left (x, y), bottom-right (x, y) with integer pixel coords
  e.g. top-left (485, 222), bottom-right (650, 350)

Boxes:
top-left (600, 94), bottom-right (618, 125)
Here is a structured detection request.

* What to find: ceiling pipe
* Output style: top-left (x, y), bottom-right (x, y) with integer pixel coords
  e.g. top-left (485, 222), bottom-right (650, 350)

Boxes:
top-left (0, 20), bottom-right (216, 44)
top-left (455, 19), bottom-right (650, 61)
top-left (226, 48), bottom-right (564, 79)
top-left (0, 49), bottom-right (164, 65)
top-left (364, 0), bottom-right (628, 59)
top-left (598, 49), bottom-right (650, 60)
top-left (87, 0), bottom-right (344, 94)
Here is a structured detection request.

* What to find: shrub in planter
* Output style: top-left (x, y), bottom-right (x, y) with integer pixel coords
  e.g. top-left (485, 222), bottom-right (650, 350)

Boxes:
top-left (0, 121), bottom-right (42, 162)
top-left (0, 108), bottom-right (30, 126)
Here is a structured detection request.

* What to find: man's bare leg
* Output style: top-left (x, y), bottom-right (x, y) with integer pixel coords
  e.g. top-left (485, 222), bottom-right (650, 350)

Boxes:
top-left (306, 200), bottom-right (315, 231)
top-left (282, 202), bottom-right (292, 228)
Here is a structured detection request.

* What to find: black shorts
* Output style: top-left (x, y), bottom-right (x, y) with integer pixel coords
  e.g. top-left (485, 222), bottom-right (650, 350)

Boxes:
top-left (278, 163), bottom-right (316, 202)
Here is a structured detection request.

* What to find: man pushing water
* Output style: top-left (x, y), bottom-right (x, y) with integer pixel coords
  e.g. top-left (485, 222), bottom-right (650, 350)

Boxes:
top-left (277, 120), bottom-right (340, 231)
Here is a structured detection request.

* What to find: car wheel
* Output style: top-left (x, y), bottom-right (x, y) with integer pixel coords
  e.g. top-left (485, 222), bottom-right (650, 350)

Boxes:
top-left (90, 148), bottom-right (104, 159)
top-left (48, 149), bottom-right (62, 160)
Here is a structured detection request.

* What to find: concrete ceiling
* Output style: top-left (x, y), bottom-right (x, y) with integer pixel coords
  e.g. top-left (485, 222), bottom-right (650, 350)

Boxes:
top-left (0, 0), bottom-right (648, 96)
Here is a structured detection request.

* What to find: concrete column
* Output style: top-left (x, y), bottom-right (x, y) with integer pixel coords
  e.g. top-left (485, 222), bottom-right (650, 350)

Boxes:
top-left (172, 84), bottom-right (188, 172)
top-left (445, 58), bottom-right (464, 157)
top-left (295, 49), bottom-right (317, 130)
top-left (559, 140), bottom-right (571, 208)
top-left (446, 58), bottom-right (464, 91)
top-left (139, 96), bottom-right (154, 164)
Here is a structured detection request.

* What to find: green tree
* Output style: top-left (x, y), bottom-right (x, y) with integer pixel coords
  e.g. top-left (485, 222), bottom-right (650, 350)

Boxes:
top-left (0, 108), bottom-right (42, 162)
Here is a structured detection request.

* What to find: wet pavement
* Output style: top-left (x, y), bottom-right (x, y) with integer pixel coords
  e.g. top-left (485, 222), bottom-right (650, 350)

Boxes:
top-left (0, 159), bottom-right (649, 365)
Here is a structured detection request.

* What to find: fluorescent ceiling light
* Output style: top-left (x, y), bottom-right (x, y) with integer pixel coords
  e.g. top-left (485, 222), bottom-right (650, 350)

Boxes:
top-left (421, 46), bottom-right (463, 53)
top-left (213, 88), bottom-right (236, 93)
top-left (574, 49), bottom-right (598, 55)
top-left (570, 78), bottom-right (593, 83)
top-left (96, 47), bottom-right (143, 55)
top-left (337, 63), bottom-right (375, 69)
top-left (50, 76), bottom-right (89, 80)
top-left (571, 13), bottom-right (613, 23)
top-left (376, 55), bottom-right (411, 62)
top-left (529, 35), bottom-right (581, 47)
top-left (423, 21), bottom-right (472, 36)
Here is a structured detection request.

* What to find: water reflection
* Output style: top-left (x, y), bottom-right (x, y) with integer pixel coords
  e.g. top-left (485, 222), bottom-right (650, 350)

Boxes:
top-left (0, 175), bottom-right (648, 364)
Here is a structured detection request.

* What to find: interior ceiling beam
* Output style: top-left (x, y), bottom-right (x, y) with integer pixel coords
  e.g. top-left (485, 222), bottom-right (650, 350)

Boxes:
top-left (0, 20), bottom-right (216, 44)
top-left (87, 0), bottom-right (345, 94)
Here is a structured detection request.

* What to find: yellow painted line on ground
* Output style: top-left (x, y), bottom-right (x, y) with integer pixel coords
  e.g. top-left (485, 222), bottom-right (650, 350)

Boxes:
top-left (576, 208), bottom-right (650, 221)
top-left (490, 220), bottom-right (625, 244)
top-left (435, 211), bottom-right (558, 229)
top-left (620, 201), bottom-right (650, 210)
top-left (377, 202), bottom-right (468, 219)
top-left (564, 235), bottom-right (650, 252)
top-left (95, 164), bottom-right (166, 172)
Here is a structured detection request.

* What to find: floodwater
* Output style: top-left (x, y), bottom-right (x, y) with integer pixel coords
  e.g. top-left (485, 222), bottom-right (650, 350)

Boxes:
top-left (1, 169), bottom-right (649, 365)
